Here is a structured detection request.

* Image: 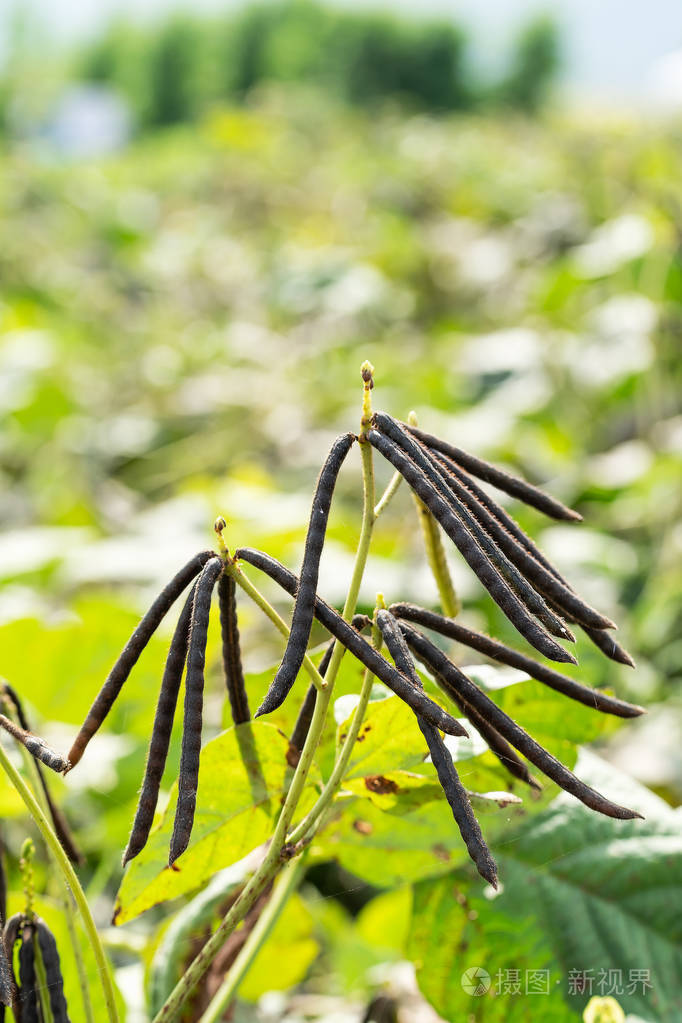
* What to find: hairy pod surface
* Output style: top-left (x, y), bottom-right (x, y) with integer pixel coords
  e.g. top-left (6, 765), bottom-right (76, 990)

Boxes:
top-left (68, 550), bottom-right (215, 769)
top-left (35, 919), bottom-right (70, 1023)
top-left (367, 428), bottom-right (576, 665)
top-left (389, 603), bottom-right (643, 718)
top-left (235, 548), bottom-right (469, 737)
top-left (0, 716), bottom-right (69, 774)
top-left (401, 623), bottom-right (641, 821)
top-left (218, 574), bottom-right (250, 725)
top-left (404, 422), bottom-right (582, 522)
top-left (170, 556), bottom-right (224, 866)
top-left (374, 414), bottom-right (573, 641)
top-left (430, 449), bottom-right (615, 631)
top-left (123, 580), bottom-right (198, 866)
top-left (376, 610), bottom-right (497, 887)
top-left (257, 433), bottom-right (355, 718)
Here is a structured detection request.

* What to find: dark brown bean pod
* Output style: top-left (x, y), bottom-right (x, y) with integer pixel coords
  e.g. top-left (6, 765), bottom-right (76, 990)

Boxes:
top-left (257, 433), bottom-right (355, 718)
top-left (36, 919), bottom-right (70, 1023)
top-left (218, 574), bottom-right (250, 725)
top-left (234, 548), bottom-right (468, 738)
top-left (374, 413), bottom-right (573, 642)
top-left (376, 610), bottom-right (497, 886)
top-left (169, 557), bottom-right (224, 866)
top-left (3, 915), bottom-right (21, 1018)
top-left (401, 623), bottom-right (641, 820)
top-left (0, 715), bottom-right (69, 774)
top-left (367, 429), bottom-right (576, 665)
top-left (580, 626), bottom-right (636, 668)
top-left (404, 422), bottom-right (582, 522)
top-left (0, 929), bottom-right (11, 1010)
top-left (123, 581), bottom-right (198, 866)
top-left (1, 684), bottom-right (82, 866)
top-left (389, 603), bottom-right (643, 719)
top-left (18, 923), bottom-right (38, 1022)
top-left (68, 550), bottom-right (215, 769)
top-left (288, 618), bottom-right (370, 765)
top-left (431, 449), bottom-right (616, 631)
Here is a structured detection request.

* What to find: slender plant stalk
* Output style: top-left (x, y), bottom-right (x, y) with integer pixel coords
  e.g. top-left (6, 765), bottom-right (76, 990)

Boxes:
top-left (407, 412), bottom-right (460, 618)
top-left (0, 743), bottom-right (120, 1023)
top-left (153, 364), bottom-right (378, 1023)
top-left (12, 737), bottom-right (95, 1023)
top-left (373, 469), bottom-right (403, 518)
top-left (198, 856), bottom-right (307, 1023)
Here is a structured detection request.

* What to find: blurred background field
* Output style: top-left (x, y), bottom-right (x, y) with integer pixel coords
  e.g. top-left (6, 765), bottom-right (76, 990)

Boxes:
top-left (0, 2), bottom-right (681, 1021)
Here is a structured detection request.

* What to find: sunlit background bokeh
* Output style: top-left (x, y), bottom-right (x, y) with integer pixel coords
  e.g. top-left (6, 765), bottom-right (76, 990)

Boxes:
top-left (1, 2), bottom-right (681, 1020)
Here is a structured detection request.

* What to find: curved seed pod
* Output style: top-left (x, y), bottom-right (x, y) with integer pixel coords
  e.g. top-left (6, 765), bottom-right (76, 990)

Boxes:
top-left (367, 429), bottom-right (576, 665)
top-left (581, 626), bottom-right (636, 668)
top-left (446, 689), bottom-right (541, 790)
top-left (376, 610), bottom-right (497, 886)
top-left (0, 927), bottom-right (11, 1010)
top-left (389, 603), bottom-right (643, 719)
top-left (18, 923), bottom-right (39, 1022)
top-left (404, 422), bottom-right (582, 522)
top-left (68, 550), bottom-right (215, 769)
top-left (0, 716), bottom-right (69, 773)
top-left (431, 449), bottom-right (615, 631)
top-left (3, 915), bottom-right (22, 1015)
top-left (1, 684), bottom-right (82, 866)
top-left (35, 919), bottom-right (70, 1022)
top-left (123, 581), bottom-right (198, 866)
top-left (234, 548), bottom-right (468, 738)
top-left (170, 557), bottom-right (224, 866)
top-left (257, 433), bottom-right (355, 718)
top-left (218, 574), bottom-right (250, 726)
top-left (374, 414), bottom-right (573, 642)
top-left (400, 623), bottom-right (641, 821)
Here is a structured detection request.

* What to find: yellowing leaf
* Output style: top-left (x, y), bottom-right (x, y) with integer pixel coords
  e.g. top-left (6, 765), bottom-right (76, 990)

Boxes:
top-left (114, 722), bottom-right (321, 924)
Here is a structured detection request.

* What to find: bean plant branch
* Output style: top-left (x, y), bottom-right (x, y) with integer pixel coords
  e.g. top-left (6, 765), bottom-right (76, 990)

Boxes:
top-left (153, 363), bottom-right (379, 1022)
top-left (0, 741), bottom-right (120, 1023)
top-left (198, 854), bottom-right (308, 1023)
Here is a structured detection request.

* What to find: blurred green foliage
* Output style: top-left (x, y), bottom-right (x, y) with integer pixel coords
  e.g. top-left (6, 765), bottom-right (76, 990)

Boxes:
top-left (0, 85), bottom-right (681, 1023)
top-left (69, 2), bottom-right (556, 128)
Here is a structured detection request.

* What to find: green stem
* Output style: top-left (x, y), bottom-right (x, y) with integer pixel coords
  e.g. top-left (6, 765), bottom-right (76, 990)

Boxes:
top-left (154, 367), bottom-right (378, 1023)
top-left (228, 564), bottom-right (328, 692)
top-left (0, 743), bottom-right (120, 1023)
top-left (198, 856), bottom-right (307, 1023)
top-left (0, 694), bottom-right (96, 1023)
top-left (373, 469), bottom-right (402, 518)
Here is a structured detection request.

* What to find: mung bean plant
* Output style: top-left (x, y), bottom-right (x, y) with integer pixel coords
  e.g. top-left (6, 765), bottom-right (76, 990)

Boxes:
top-left (0, 363), bottom-right (644, 1023)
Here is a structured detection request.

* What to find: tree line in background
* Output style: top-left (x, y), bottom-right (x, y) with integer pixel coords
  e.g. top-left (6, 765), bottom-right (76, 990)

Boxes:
top-left (62, 0), bottom-right (560, 130)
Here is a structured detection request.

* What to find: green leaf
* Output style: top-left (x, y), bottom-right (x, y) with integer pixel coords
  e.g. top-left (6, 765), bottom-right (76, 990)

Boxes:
top-left (409, 752), bottom-right (682, 1023)
top-left (114, 722), bottom-right (321, 923)
top-left (337, 694), bottom-right (437, 780)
